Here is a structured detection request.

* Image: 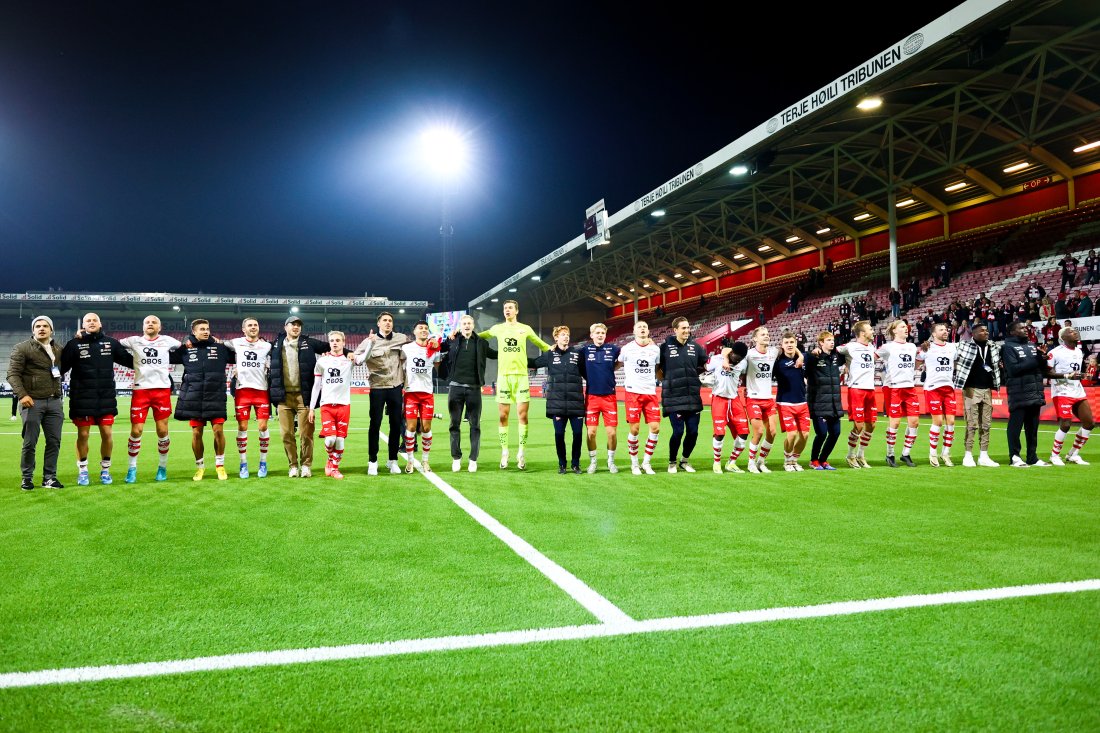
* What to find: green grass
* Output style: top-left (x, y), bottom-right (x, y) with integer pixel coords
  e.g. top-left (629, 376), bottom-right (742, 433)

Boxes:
top-left (0, 397), bottom-right (1096, 730)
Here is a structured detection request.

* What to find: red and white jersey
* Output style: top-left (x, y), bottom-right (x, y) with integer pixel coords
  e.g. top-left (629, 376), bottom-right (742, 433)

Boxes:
top-left (1047, 344), bottom-right (1086, 399)
top-left (744, 346), bottom-right (779, 399)
top-left (401, 341), bottom-right (441, 394)
top-left (876, 341), bottom-right (917, 388)
top-left (839, 340), bottom-right (876, 390)
top-left (919, 341), bottom-right (957, 389)
top-left (706, 354), bottom-right (746, 399)
top-left (120, 334), bottom-right (181, 389)
top-left (228, 337), bottom-right (272, 391)
top-left (618, 341), bottom-right (660, 395)
top-left (314, 353), bottom-right (356, 405)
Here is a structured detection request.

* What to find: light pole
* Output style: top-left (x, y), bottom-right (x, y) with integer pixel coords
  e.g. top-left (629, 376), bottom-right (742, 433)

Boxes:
top-left (420, 126), bottom-right (469, 312)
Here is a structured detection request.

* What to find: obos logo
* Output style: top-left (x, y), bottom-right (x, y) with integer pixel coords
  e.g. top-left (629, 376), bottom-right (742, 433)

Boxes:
top-left (903, 33), bottom-right (924, 56)
top-left (413, 357), bottom-right (426, 368)
top-left (244, 351), bottom-right (258, 361)
top-left (935, 356), bottom-right (951, 372)
top-left (766, 117), bottom-right (780, 134)
top-left (634, 359), bottom-right (650, 373)
top-left (900, 354), bottom-right (913, 364)
top-left (504, 337), bottom-right (520, 352)
top-left (327, 368), bottom-right (340, 378)
top-left (143, 347), bottom-right (158, 358)
top-left (861, 353), bottom-right (873, 363)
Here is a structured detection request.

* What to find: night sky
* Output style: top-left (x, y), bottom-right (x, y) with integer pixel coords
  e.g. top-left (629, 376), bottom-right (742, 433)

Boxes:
top-left (0, 2), bottom-right (962, 306)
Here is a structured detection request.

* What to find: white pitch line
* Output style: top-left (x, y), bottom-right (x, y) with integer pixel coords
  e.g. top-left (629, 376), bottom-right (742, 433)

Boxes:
top-left (379, 431), bottom-right (632, 625)
top-left (1, 579), bottom-right (1096, 689)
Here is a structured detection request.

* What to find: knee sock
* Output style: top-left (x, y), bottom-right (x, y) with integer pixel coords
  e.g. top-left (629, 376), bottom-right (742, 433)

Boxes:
top-left (158, 437), bottom-right (170, 468)
top-left (237, 430), bottom-right (248, 462)
top-left (759, 439), bottom-right (773, 460)
top-left (747, 441), bottom-right (759, 462)
top-left (644, 432), bottom-right (658, 462)
top-left (885, 428), bottom-right (897, 457)
top-left (77, 458), bottom-right (89, 473)
top-left (847, 429), bottom-right (860, 457)
top-left (332, 436), bottom-right (345, 467)
top-left (712, 435), bottom-right (724, 462)
top-left (628, 434), bottom-right (640, 463)
top-left (518, 423), bottom-right (529, 451)
top-left (942, 426), bottom-right (955, 454)
top-left (498, 426), bottom-right (508, 451)
top-left (405, 430), bottom-right (416, 455)
top-left (858, 431), bottom-right (871, 457)
top-left (929, 426), bottom-right (941, 452)
top-left (903, 427), bottom-right (917, 456)
top-left (730, 436), bottom-right (746, 461)
top-left (128, 437), bottom-right (141, 467)
top-left (422, 431), bottom-right (432, 458)
top-left (258, 430), bottom-right (270, 461)
top-left (1052, 429), bottom-right (1067, 456)
top-left (1069, 428), bottom-right (1091, 457)
top-left (215, 454), bottom-right (225, 467)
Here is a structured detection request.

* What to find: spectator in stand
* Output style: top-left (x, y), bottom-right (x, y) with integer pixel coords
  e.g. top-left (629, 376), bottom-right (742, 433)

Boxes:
top-left (1085, 249), bottom-right (1099, 285)
top-left (1064, 291), bottom-right (1080, 320)
top-left (1079, 290), bottom-right (1094, 318)
top-left (956, 320), bottom-right (973, 343)
top-left (827, 321), bottom-right (840, 341)
top-left (839, 300), bottom-right (852, 324)
top-left (825, 257), bottom-right (834, 277)
top-left (787, 290), bottom-right (798, 314)
top-left (1039, 296), bottom-right (1055, 321)
top-left (1026, 298), bottom-right (1041, 322)
top-left (933, 259), bottom-right (951, 288)
top-left (855, 297), bottom-right (868, 320)
top-left (1025, 281), bottom-right (1045, 301)
top-left (1058, 251), bottom-right (1079, 292)
top-left (757, 303), bottom-right (765, 325)
top-left (998, 302), bottom-right (1014, 337)
top-left (985, 306), bottom-right (998, 339)
top-left (1025, 320), bottom-right (1039, 344)
top-left (1041, 317), bottom-right (1060, 346)
top-left (953, 301), bottom-right (970, 327)
top-left (908, 276), bottom-right (922, 310)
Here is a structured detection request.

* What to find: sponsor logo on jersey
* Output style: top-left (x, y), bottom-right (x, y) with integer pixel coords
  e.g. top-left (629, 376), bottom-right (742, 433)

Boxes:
top-left (413, 357), bottom-right (426, 368)
top-left (503, 337), bottom-right (521, 353)
top-left (142, 347), bottom-right (158, 358)
top-left (634, 359), bottom-right (651, 373)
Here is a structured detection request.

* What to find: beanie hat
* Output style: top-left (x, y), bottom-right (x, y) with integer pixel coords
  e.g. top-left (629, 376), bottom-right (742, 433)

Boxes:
top-left (31, 315), bottom-right (54, 333)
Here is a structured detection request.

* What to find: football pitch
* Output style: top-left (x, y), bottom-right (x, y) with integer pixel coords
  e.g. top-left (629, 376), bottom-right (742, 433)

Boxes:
top-left (0, 396), bottom-right (1097, 730)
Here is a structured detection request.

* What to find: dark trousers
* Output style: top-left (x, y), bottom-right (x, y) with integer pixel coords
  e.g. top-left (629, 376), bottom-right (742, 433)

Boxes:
top-left (553, 416), bottom-right (583, 468)
top-left (1006, 405), bottom-right (1041, 463)
top-left (11, 395), bottom-right (17, 417)
top-left (1061, 273), bottom-right (1075, 292)
top-left (811, 416), bottom-right (842, 463)
top-left (448, 385), bottom-right (482, 461)
top-left (368, 387), bottom-right (404, 462)
top-left (20, 396), bottom-right (63, 481)
top-left (668, 410), bottom-right (701, 463)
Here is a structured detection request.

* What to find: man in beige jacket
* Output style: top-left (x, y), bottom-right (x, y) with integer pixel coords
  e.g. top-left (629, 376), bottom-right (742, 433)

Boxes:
top-left (7, 316), bottom-right (65, 490)
top-left (365, 311), bottom-right (410, 475)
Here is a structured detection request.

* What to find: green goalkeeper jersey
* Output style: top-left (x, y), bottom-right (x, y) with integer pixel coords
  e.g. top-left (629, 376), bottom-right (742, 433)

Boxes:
top-left (478, 321), bottom-right (551, 376)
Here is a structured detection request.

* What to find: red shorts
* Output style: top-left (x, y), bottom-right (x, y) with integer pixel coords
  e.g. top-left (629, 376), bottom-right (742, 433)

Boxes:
top-left (404, 392), bottom-right (435, 423)
top-left (924, 385), bottom-right (956, 416)
top-left (130, 388), bottom-right (172, 424)
top-left (746, 397), bottom-right (777, 420)
top-left (234, 388), bottom-right (271, 421)
top-left (847, 388), bottom-right (878, 423)
top-left (320, 404), bottom-right (350, 438)
top-left (625, 392), bottom-right (661, 424)
top-left (710, 395), bottom-right (748, 436)
top-left (1052, 396), bottom-right (1086, 420)
top-left (778, 403), bottom-right (811, 432)
top-left (72, 414), bottom-right (115, 427)
top-left (189, 417), bottom-right (227, 428)
top-left (585, 393), bottom-right (619, 427)
top-left (886, 386), bottom-right (920, 418)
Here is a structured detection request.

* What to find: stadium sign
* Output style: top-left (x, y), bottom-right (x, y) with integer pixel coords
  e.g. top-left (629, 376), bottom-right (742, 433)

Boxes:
top-left (5, 292), bottom-right (427, 308)
top-left (1066, 315), bottom-right (1100, 340)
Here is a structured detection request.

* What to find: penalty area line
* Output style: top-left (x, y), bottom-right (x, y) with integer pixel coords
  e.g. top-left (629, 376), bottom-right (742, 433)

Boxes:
top-left (1, 579), bottom-right (1096, 689)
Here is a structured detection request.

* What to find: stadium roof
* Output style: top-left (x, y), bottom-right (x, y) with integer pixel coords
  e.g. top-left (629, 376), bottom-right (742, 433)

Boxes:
top-left (469, 0), bottom-right (1100, 312)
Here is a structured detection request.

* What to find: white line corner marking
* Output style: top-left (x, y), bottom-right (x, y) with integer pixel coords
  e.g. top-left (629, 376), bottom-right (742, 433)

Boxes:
top-left (379, 430), bottom-right (632, 625)
top-left (1, 579), bottom-right (1096, 689)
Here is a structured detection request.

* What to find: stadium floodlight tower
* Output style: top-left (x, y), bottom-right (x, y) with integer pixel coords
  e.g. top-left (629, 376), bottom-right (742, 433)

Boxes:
top-left (420, 125), bottom-right (470, 312)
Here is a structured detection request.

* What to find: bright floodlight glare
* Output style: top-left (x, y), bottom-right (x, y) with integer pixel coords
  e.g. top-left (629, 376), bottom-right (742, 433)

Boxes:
top-left (730, 164), bottom-right (749, 176)
top-left (420, 126), bottom-right (469, 178)
top-left (857, 96), bottom-right (883, 110)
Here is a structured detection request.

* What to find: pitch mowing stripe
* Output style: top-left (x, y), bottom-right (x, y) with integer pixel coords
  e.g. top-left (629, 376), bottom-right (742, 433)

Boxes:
top-left (1, 579), bottom-right (1096, 689)
top-left (378, 430), bottom-right (633, 625)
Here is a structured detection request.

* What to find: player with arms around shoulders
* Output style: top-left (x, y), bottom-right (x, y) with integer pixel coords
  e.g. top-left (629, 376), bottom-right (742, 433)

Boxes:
top-left (477, 299), bottom-right (551, 470)
top-left (658, 317), bottom-right (708, 473)
top-left (1046, 326), bottom-right (1093, 465)
top-left (877, 320), bottom-right (920, 467)
top-left (580, 322), bottom-right (621, 474)
top-left (773, 331), bottom-right (808, 471)
top-left (170, 319), bottom-right (236, 481)
top-left (917, 322), bottom-right (959, 467)
top-left (835, 320), bottom-right (878, 469)
top-left (119, 315), bottom-right (181, 483)
top-left (953, 323), bottom-right (1002, 467)
top-left (307, 331), bottom-right (373, 480)
top-left (706, 340), bottom-right (749, 473)
top-left (530, 325), bottom-right (587, 473)
top-left (226, 317), bottom-right (274, 479)
top-left (616, 321), bottom-right (661, 475)
top-left (400, 322), bottom-right (442, 473)
top-left (743, 326), bottom-right (784, 473)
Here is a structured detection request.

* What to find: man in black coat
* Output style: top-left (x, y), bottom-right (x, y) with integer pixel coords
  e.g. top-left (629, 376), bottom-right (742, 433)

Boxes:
top-left (441, 314), bottom-right (497, 472)
top-left (529, 325), bottom-right (586, 473)
top-left (171, 318), bottom-right (235, 481)
top-left (658, 317), bottom-right (707, 472)
top-left (268, 316), bottom-right (331, 478)
top-left (1001, 321), bottom-right (1049, 467)
top-left (61, 312), bottom-right (133, 486)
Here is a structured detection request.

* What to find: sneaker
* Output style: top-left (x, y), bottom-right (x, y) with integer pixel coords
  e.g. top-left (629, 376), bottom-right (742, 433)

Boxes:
top-left (962, 453), bottom-right (977, 467)
top-left (885, 455), bottom-right (897, 468)
top-left (367, 462), bottom-right (377, 476)
top-left (405, 455), bottom-right (415, 474)
top-left (821, 462), bottom-right (837, 471)
top-left (978, 455), bottom-right (1001, 467)
top-left (900, 455), bottom-right (916, 467)
top-left (725, 459), bottom-right (743, 473)
top-left (941, 454), bottom-right (954, 467)
top-left (783, 463), bottom-right (796, 472)
top-left (125, 467), bottom-right (138, 483)
top-left (1032, 459), bottom-right (1051, 467)
top-left (289, 465), bottom-right (300, 478)
top-left (331, 469), bottom-right (344, 480)
top-left (812, 462), bottom-right (825, 471)
top-left (42, 478), bottom-right (64, 489)
top-left (1049, 454), bottom-right (1065, 466)
top-left (257, 462), bottom-right (268, 478)
top-left (631, 464), bottom-right (642, 476)
top-left (757, 460), bottom-right (772, 474)
top-left (677, 461), bottom-right (695, 473)
top-left (301, 466), bottom-right (313, 478)
top-left (422, 461), bottom-right (432, 473)
top-left (239, 463), bottom-right (249, 479)
top-left (499, 449), bottom-right (509, 469)
top-left (846, 456), bottom-right (861, 469)
top-left (155, 466), bottom-right (167, 482)
top-left (558, 466), bottom-right (567, 475)
top-left (1067, 454), bottom-right (1090, 465)
top-left (387, 461), bottom-right (400, 475)
top-left (857, 456), bottom-right (871, 469)
top-left (100, 470), bottom-right (113, 485)
top-left (747, 459), bottom-right (761, 474)
top-left (77, 470), bottom-right (90, 486)
top-left (572, 465), bottom-right (582, 474)
top-left (929, 453), bottom-right (940, 468)
top-left (641, 462), bottom-right (656, 475)
top-left (607, 460), bottom-right (618, 474)
top-left (20, 478), bottom-right (34, 491)
top-left (587, 460), bottom-right (598, 475)
top-left (1011, 455), bottom-right (1029, 468)
top-left (216, 466), bottom-right (228, 481)
top-left (712, 461), bottom-right (723, 474)
top-left (516, 451), bottom-right (526, 470)
top-left (468, 461), bottom-right (478, 473)
top-left (793, 463), bottom-right (805, 472)
top-left (452, 459), bottom-right (461, 472)
top-left (193, 468), bottom-right (205, 481)
top-left (668, 462), bottom-right (678, 474)
top-left (9, 415), bottom-right (16, 421)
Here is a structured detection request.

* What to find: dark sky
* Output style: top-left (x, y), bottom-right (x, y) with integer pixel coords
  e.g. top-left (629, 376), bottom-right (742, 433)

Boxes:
top-left (0, 1), bottom-right (962, 306)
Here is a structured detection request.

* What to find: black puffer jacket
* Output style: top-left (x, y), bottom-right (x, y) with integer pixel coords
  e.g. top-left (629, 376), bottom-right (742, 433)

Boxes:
top-left (530, 347), bottom-right (586, 418)
top-left (60, 331), bottom-right (133, 419)
top-left (1000, 336), bottom-right (1046, 409)
top-left (268, 334), bottom-right (330, 405)
top-left (659, 335), bottom-right (706, 415)
top-left (171, 338), bottom-right (235, 421)
top-left (805, 349), bottom-right (844, 418)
